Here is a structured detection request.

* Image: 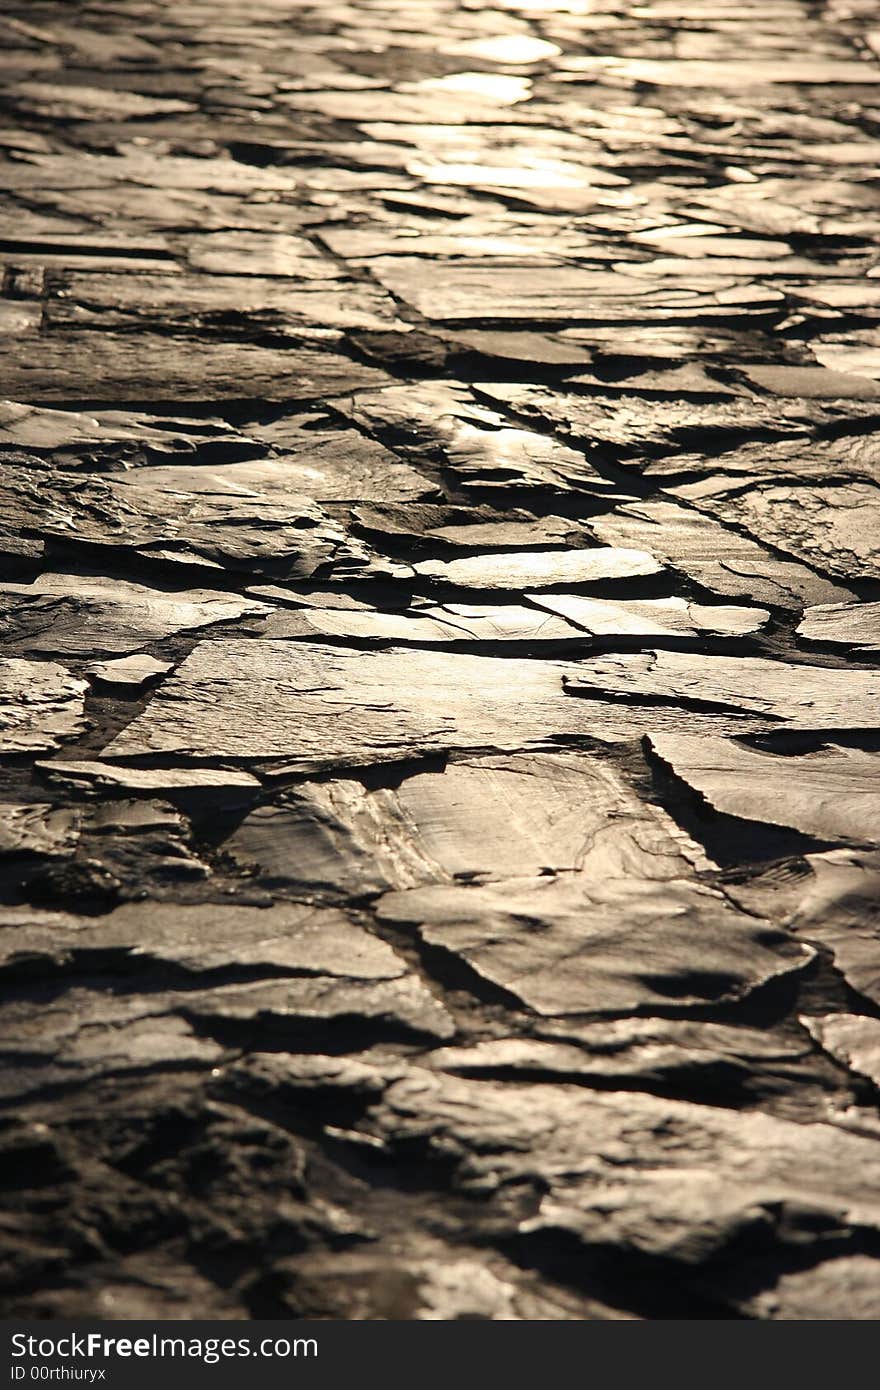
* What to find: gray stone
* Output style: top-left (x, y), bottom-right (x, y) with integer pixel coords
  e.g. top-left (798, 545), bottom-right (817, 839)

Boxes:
top-left (802, 1013), bottom-right (880, 1088)
top-left (103, 639), bottom-right (789, 770)
top-left (86, 655), bottom-right (173, 687)
top-left (378, 874), bottom-right (811, 1016)
top-left (414, 548), bottom-right (664, 591)
top-left (35, 761), bottom-right (260, 801)
top-left (532, 594), bottom-right (769, 638)
top-left (1, 574), bottom-right (271, 655)
top-left (648, 735), bottom-right (880, 845)
top-left (0, 659), bottom-right (87, 752)
top-left (797, 601), bottom-right (880, 652)
top-left (790, 851), bottom-right (880, 1007)
top-left (564, 650), bottom-right (880, 732)
top-left (672, 476), bottom-right (880, 584)
top-left (589, 499), bottom-right (855, 610)
top-left (0, 804), bottom-right (80, 859)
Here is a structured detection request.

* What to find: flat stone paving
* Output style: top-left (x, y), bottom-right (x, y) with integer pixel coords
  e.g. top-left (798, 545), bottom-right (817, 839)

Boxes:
top-left (2, 0), bottom-right (880, 1321)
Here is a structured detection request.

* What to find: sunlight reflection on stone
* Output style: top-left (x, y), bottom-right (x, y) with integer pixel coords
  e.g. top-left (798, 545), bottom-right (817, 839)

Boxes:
top-left (447, 36), bottom-right (562, 64)
top-left (489, 0), bottom-right (602, 12)
top-left (407, 158), bottom-right (589, 189)
top-left (406, 72), bottom-right (532, 102)
top-left (8, 0), bottom-right (880, 1328)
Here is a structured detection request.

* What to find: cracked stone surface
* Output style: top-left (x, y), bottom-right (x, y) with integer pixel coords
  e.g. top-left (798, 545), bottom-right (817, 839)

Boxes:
top-left (2, 0), bottom-right (880, 1323)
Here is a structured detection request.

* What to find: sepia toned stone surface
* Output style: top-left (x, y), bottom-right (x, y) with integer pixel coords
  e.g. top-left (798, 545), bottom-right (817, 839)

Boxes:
top-left (648, 736), bottom-right (880, 846)
top-left (0, 573), bottom-right (271, 654)
top-left (0, 658), bottom-right (87, 752)
top-left (3, 0), bottom-right (880, 1324)
top-left (797, 601), bottom-right (880, 653)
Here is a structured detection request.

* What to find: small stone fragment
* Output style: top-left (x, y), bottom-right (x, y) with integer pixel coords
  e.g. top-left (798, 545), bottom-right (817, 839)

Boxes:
top-left (85, 655), bottom-right (173, 688)
top-left (0, 659), bottom-right (87, 752)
